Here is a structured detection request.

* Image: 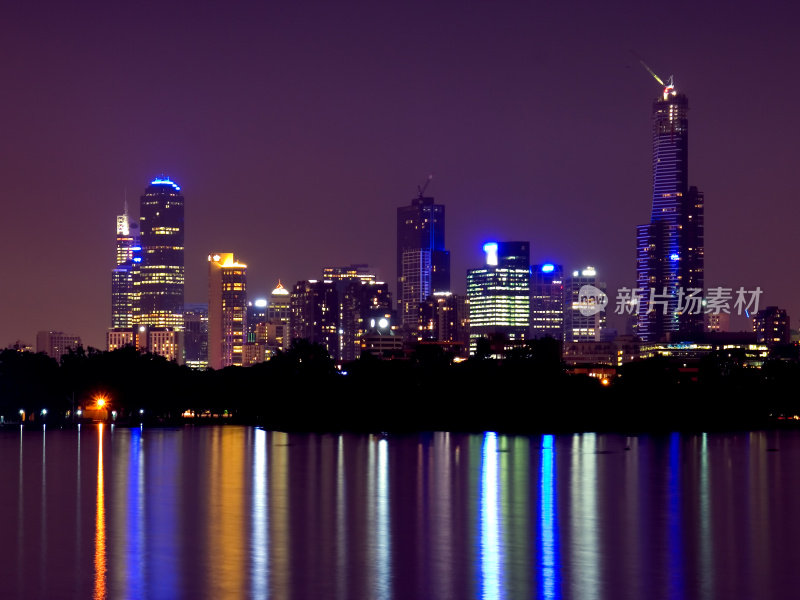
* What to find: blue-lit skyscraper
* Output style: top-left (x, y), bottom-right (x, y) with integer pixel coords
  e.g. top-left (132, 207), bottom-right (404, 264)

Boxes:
top-left (397, 187), bottom-right (450, 332)
top-left (530, 263), bottom-right (564, 341)
top-left (636, 77), bottom-right (704, 341)
top-left (137, 177), bottom-right (185, 330)
top-left (467, 241), bottom-right (530, 355)
top-left (111, 203), bottom-right (140, 328)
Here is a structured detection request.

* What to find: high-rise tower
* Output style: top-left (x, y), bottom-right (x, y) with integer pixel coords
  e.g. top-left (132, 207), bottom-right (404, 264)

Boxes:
top-left (530, 263), bottom-right (564, 341)
top-left (138, 177), bottom-right (185, 330)
top-left (636, 74), bottom-right (704, 341)
top-left (111, 203), bottom-right (140, 328)
top-left (467, 241), bottom-right (530, 355)
top-left (397, 180), bottom-right (450, 332)
top-left (208, 253), bottom-right (247, 369)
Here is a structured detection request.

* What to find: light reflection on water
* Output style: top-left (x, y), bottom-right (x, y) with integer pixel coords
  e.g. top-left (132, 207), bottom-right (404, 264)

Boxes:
top-left (94, 424), bottom-right (106, 600)
top-left (4, 426), bottom-right (800, 599)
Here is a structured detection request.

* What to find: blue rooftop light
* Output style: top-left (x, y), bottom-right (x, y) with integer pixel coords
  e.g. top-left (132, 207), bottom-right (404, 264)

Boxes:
top-left (670, 253), bottom-right (680, 261)
top-left (541, 263), bottom-right (555, 273)
top-left (150, 177), bottom-right (181, 191)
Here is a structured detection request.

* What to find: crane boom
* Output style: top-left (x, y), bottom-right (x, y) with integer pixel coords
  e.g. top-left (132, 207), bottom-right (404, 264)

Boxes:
top-left (638, 59), bottom-right (665, 87)
top-left (417, 174), bottom-right (433, 198)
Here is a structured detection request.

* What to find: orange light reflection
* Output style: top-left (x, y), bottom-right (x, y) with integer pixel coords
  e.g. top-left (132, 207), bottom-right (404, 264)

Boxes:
top-left (94, 424), bottom-right (107, 600)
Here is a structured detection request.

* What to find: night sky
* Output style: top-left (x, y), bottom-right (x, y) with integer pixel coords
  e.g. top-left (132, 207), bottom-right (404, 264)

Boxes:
top-left (2, 0), bottom-right (797, 349)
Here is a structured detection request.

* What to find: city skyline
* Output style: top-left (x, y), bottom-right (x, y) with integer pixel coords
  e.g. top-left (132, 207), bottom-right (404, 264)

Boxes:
top-left (2, 1), bottom-right (798, 348)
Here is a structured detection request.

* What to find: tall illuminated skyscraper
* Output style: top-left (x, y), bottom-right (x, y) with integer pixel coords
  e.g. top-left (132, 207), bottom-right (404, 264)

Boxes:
top-left (563, 266), bottom-right (606, 342)
top-left (208, 253), bottom-right (247, 369)
top-left (397, 186), bottom-right (450, 332)
top-left (530, 263), bottom-right (564, 340)
top-left (636, 74), bottom-right (704, 341)
top-left (111, 203), bottom-right (140, 328)
top-left (467, 241), bottom-right (530, 355)
top-left (137, 177), bottom-right (185, 330)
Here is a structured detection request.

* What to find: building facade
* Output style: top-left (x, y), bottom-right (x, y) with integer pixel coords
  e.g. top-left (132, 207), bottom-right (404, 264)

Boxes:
top-left (36, 331), bottom-right (82, 361)
top-left (397, 189), bottom-right (450, 332)
top-left (467, 242), bottom-right (530, 355)
top-left (108, 177), bottom-right (185, 362)
top-left (636, 78), bottom-right (704, 341)
top-left (754, 306), bottom-right (791, 347)
top-left (208, 253), bottom-right (247, 369)
top-left (290, 280), bottom-right (339, 356)
top-left (563, 267), bottom-right (606, 343)
top-left (111, 204), bottom-right (141, 329)
top-left (184, 303), bottom-right (209, 369)
top-left (267, 281), bottom-right (291, 325)
top-left (421, 292), bottom-right (469, 351)
top-left (530, 263), bottom-right (564, 341)
top-left (137, 177), bottom-right (185, 330)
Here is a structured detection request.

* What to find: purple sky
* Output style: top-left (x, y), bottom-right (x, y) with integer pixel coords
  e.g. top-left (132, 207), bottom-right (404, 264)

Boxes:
top-left (1, 0), bottom-right (797, 348)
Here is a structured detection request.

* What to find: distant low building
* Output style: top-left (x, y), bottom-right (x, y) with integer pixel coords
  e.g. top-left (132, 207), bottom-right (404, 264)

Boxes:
top-left (754, 306), bottom-right (790, 347)
top-left (106, 326), bottom-right (183, 363)
top-left (36, 331), bottom-right (82, 361)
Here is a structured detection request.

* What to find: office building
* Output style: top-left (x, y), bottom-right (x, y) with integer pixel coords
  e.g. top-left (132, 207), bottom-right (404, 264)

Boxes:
top-left (397, 185), bottom-right (450, 332)
top-left (110, 204), bottom-right (141, 329)
top-left (467, 242), bottom-right (530, 355)
top-left (421, 292), bottom-right (469, 351)
top-left (247, 299), bottom-right (268, 343)
top-left (268, 281), bottom-right (291, 325)
top-left (322, 265), bottom-right (392, 361)
top-left (636, 75), bottom-right (704, 341)
top-left (563, 267), bottom-right (607, 343)
top-left (530, 263), bottom-right (564, 341)
top-left (106, 326), bottom-right (182, 362)
top-left (36, 331), bottom-right (82, 361)
top-left (208, 253), bottom-right (247, 369)
top-left (754, 306), bottom-right (791, 347)
top-left (184, 303), bottom-right (209, 369)
top-left (290, 279), bottom-right (339, 356)
top-left (137, 177), bottom-right (185, 330)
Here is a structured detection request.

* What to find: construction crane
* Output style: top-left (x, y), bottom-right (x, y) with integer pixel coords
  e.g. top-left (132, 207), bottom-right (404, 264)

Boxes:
top-left (416, 174), bottom-right (433, 199)
top-left (638, 58), bottom-right (665, 87)
top-left (631, 51), bottom-right (675, 91)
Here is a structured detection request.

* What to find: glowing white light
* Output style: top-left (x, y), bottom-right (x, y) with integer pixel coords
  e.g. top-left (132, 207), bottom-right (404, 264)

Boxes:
top-left (483, 243), bottom-right (498, 266)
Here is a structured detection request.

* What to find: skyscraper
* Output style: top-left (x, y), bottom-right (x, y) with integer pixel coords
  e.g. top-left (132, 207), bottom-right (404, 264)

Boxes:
top-left (530, 263), bottom-right (564, 341)
top-left (563, 266), bottom-right (606, 343)
top-left (467, 241), bottom-right (530, 355)
top-left (397, 185), bottom-right (450, 332)
top-left (636, 75), bottom-right (704, 341)
top-left (138, 177), bottom-right (185, 330)
top-left (183, 303), bottom-right (209, 369)
top-left (322, 264), bottom-right (391, 361)
top-left (111, 203), bottom-right (140, 328)
top-left (208, 253), bottom-right (247, 369)
top-left (290, 279), bottom-right (339, 355)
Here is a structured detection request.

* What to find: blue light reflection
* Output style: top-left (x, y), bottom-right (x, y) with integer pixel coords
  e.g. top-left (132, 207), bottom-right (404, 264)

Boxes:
top-left (480, 432), bottom-right (503, 600)
top-left (539, 434), bottom-right (561, 600)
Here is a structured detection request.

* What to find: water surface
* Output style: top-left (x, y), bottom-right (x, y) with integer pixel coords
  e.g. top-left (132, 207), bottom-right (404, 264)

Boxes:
top-left (1, 425), bottom-right (799, 599)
